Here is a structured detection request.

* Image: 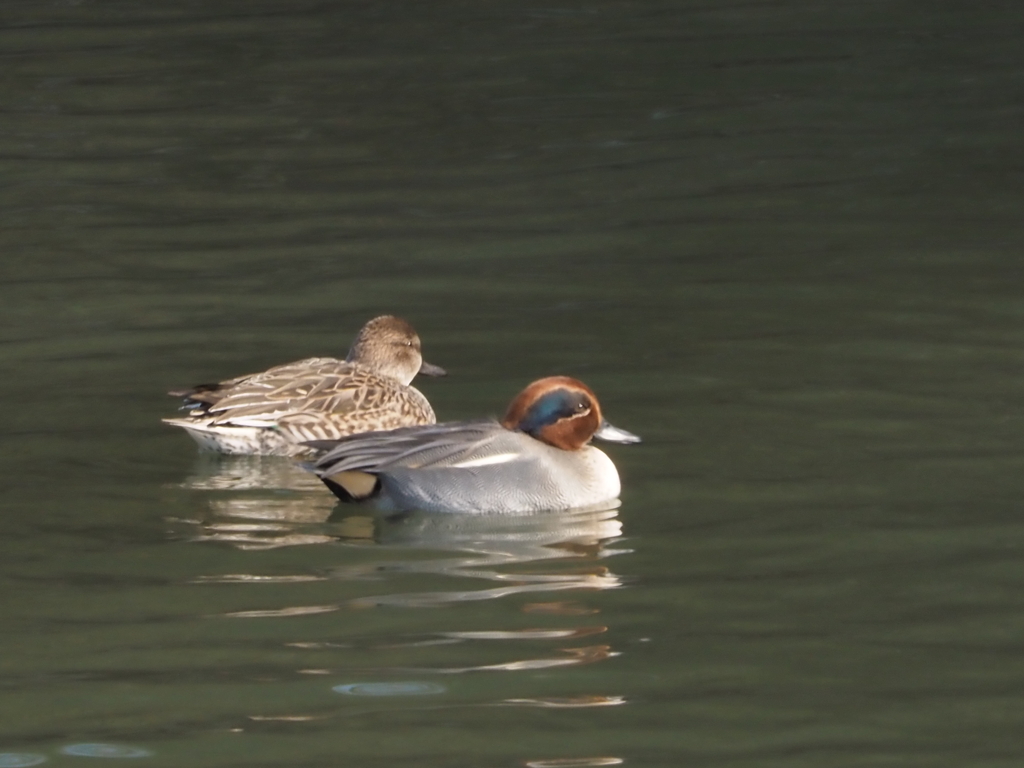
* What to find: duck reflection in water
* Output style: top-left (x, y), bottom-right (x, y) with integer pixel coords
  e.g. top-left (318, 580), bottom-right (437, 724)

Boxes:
top-left (177, 457), bottom-right (626, 591)
top-left (176, 457), bottom-right (626, 607)
top-left (174, 455), bottom-right (343, 549)
top-left (331, 507), bottom-right (627, 680)
top-left (340, 504), bottom-right (627, 606)
top-left (178, 457), bottom-right (628, 700)
top-left (175, 449), bottom-right (628, 617)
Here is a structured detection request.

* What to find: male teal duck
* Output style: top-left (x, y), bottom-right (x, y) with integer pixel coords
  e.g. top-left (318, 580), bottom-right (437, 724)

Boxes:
top-left (308, 376), bottom-right (640, 514)
top-left (164, 315), bottom-right (445, 456)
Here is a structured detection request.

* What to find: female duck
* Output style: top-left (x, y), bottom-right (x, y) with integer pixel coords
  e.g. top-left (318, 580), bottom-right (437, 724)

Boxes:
top-left (309, 376), bottom-right (640, 514)
top-left (164, 315), bottom-right (446, 456)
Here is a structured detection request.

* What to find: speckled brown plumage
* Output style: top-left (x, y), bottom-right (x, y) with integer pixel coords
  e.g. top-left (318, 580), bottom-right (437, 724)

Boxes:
top-left (163, 316), bottom-right (444, 456)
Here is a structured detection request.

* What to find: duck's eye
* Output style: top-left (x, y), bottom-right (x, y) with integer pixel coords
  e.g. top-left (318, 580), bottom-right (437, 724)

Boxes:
top-left (575, 401), bottom-right (589, 414)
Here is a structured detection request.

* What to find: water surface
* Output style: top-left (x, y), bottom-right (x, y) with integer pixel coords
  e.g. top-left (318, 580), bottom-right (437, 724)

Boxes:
top-left (2, 1), bottom-right (1024, 766)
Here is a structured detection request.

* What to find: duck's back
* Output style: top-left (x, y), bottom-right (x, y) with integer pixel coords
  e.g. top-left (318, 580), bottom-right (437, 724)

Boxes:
top-left (192, 358), bottom-right (433, 428)
top-left (165, 357), bottom-right (436, 455)
top-left (314, 422), bottom-right (621, 514)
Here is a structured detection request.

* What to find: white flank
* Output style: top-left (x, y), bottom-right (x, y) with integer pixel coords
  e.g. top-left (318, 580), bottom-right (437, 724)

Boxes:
top-left (451, 452), bottom-right (519, 468)
top-left (217, 416), bottom-right (279, 428)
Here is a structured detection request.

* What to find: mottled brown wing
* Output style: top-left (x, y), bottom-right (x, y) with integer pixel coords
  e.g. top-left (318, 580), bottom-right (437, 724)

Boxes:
top-left (273, 382), bottom-right (436, 442)
top-left (220, 357), bottom-right (343, 388)
top-left (205, 362), bottom-right (362, 424)
top-left (170, 357), bottom-right (342, 408)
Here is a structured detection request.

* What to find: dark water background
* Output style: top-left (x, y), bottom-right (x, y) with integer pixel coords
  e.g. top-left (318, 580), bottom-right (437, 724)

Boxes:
top-left (3, 1), bottom-right (1024, 766)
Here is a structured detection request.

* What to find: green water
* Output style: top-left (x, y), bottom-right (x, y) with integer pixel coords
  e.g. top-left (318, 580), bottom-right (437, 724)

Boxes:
top-left (2, 1), bottom-right (1024, 766)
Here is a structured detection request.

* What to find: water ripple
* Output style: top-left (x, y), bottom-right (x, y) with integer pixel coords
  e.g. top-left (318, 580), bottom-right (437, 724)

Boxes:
top-left (59, 744), bottom-right (151, 759)
top-left (0, 755), bottom-right (47, 768)
top-left (333, 681), bottom-right (446, 696)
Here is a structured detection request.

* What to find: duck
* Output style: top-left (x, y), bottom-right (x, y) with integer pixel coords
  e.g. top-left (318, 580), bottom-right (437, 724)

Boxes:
top-left (163, 315), bottom-right (446, 456)
top-left (307, 376), bottom-right (640, 514)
